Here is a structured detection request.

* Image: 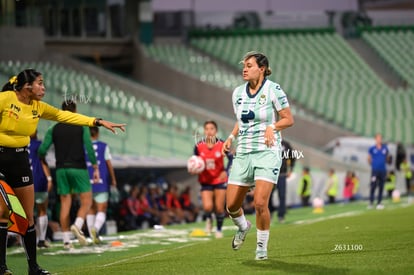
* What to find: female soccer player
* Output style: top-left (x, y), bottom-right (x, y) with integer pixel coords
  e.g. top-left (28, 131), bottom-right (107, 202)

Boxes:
top-left (0, 69), bottom-right (125, 274)
top-left (193, 121), bottom-right (233, 238)
top-left (86, 126), bottom-right (117, 244)
top-left (222, 52), bottom-right (294, 260)
top-left (28, 131), bottom-right (53, 249)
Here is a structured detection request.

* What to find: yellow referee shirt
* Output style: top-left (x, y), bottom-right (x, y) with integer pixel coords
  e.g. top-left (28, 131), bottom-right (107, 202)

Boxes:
top-left (0, 91), bottom-right (96, 148)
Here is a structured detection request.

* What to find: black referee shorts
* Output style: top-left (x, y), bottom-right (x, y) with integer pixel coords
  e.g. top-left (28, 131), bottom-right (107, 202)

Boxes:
top-left (0, 146), bottom-right (33, 188)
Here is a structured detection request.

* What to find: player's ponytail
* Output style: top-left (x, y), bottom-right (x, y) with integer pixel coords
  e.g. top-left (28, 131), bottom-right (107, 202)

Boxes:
top-left (1, 69), bottom-right (41, 92)
top-left (264, 67), bottom-right (272, 77)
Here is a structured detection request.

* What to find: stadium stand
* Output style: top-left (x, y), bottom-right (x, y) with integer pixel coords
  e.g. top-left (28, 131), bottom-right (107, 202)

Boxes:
top-left (144, 44), bottom-right (240, 89)
top-left (0, 60), bottom-right (202, 159)
top-left (143, 29), bottom-right (413, 144)
top-left (361, 27), bottom-right (414, 87)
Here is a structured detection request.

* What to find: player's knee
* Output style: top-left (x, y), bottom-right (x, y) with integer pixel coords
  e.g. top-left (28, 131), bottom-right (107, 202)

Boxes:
top-left (254, 200), bottom-right (268, 214)
top-left (203, 204), bottom-right (213, 212)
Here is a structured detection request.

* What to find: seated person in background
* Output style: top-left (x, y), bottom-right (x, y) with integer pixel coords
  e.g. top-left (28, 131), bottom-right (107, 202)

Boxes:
top-left (136, 185), bottom-right (159, 228)
top-left (147, 184), bottom-right (171, 225)
top-left (180, 186), bottom-right (199, 223)
top-left (165, 184), bottom-right (185, 224)
top-left (123, 185), bottom-right (141, 230)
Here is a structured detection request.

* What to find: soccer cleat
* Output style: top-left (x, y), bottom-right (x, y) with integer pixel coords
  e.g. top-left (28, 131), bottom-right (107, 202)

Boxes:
top-left (215, 231), bottom-right (223, 239)
top-left (0, 265), bottom-right (12, 275)
top-left (367, 204), bottom-right (373, 210)
top-left (255, 250), bottom-right (268, 261)
top-left (70, 225), bottom-right (87, 246)
top-left (90, 228), bottom-right (101, 244)
top-left (28, 264), bottom-right (50, 275)
top-left (37, 240), bottom-right (50, 249)
top-left (232, 220), bottom-right (251, 250)
top-left (376, 204), bottom-right (385, 210)
top-left (63, 242), bottom-right (74, 250)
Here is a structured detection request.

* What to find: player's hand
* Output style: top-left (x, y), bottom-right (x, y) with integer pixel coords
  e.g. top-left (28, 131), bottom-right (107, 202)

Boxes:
top-left (222, 138), bottom-right (232, 154)
top-left (47, 179), bottom-right (53, 192)
top-left (218, 171), bottom-right (227, 181)
top-left (93, 168), bottom-right (100, 184)
top-left (264, 126), bottom-right (275, 147)
top-left (100, 120), bottom-right (126, 134)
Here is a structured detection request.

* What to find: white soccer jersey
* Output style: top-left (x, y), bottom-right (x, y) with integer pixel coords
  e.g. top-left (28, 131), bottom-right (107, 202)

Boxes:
top-left (232, 79), bottom-right (289, 154)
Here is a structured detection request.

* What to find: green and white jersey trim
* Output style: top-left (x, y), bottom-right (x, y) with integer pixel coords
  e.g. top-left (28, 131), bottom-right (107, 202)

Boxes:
top-left (232, 79), bottom-right (289, 154)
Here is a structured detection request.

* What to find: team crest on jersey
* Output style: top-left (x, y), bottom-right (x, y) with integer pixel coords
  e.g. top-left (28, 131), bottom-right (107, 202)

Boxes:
top-left (215, 151), bottom-right (221, 158)
top-left (258, 94), bottom-right (267, 105)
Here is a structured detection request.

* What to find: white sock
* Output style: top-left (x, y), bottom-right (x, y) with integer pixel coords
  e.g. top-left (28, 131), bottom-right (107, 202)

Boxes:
top-left (232, 215), bottom-right (248, 231)
top-left (256, 229), bottom-right (270, 251)
top-left (37, 215), bottom-right (48, 241)
top-left (63, 231), bottom-right (72, 244)
top-left (74, 217), bottom-right (84, 230)
top-left (86, 214), bottom-right (95, 237)
top-left (94, 212), bottom-right (106, 233)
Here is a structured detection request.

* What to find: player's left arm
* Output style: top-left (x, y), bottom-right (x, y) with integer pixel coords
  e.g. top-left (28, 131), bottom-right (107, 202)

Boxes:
top-left (40, 158), bottom-right (53, 192)
top-left (83, 127), bottom-right (100, 182)
top-left (104, 145), bottom-right (117, 187)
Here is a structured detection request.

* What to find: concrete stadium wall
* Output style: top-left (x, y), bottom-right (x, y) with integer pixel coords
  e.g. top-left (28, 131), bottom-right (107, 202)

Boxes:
top-left (0, 26), bottom-right (45, 61)
top-left (133, 46), bottom-right (235, 119)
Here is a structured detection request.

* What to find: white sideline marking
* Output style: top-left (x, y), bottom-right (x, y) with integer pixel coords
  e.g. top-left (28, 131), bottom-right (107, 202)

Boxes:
top-left (293, 210), bottom-right (364, 225)
top-left (102, 243), bottom-right (197, 267)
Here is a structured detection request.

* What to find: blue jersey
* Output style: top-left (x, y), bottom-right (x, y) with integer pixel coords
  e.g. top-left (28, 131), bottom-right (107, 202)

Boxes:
top-left (86, 140), bottom-right (112, 193)
top-left (368, 144), bottom-right (389, 172)
top-left (28, 138), bottom-right (48, 192)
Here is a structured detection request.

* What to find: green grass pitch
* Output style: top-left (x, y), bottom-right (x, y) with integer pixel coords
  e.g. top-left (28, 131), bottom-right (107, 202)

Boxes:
top-left (7, 200), bottom-right (414, 274)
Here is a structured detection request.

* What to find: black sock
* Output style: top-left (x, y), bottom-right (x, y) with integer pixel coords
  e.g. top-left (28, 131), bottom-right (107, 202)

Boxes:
top-left (0, 222), bottom-right (8, 266)
top-left (22, 225), bottom-right (37, 268)
top-left (216, 213), bottom-right (225, 231)
top-left (203, 212), bottom-right (212, 221)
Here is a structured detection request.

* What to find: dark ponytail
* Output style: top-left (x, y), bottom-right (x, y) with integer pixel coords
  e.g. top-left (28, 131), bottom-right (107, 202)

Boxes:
top-left (1, 69), bottom-right (41, 92)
